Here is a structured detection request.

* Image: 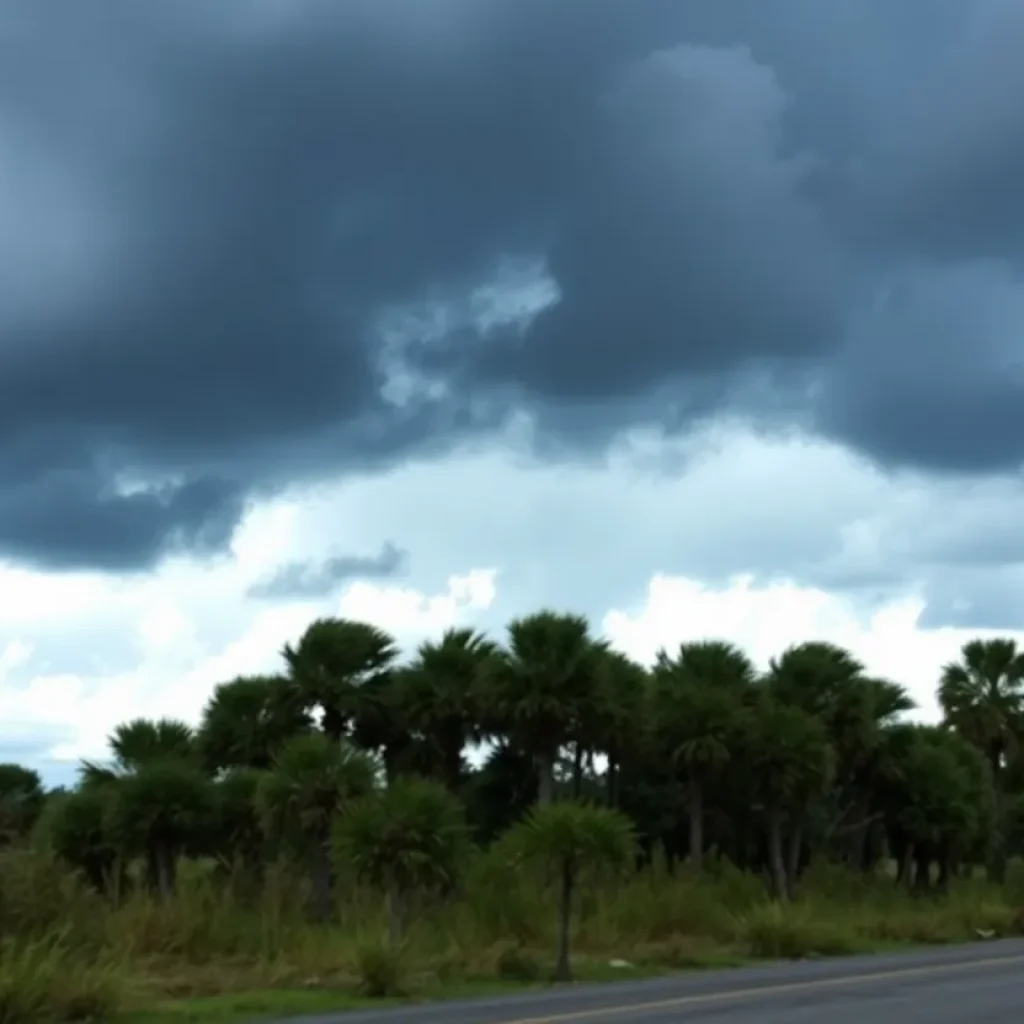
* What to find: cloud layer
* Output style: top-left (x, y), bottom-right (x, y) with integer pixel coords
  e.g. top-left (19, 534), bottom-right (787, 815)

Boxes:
top-left (4, 1), bottom-right (1024, 571)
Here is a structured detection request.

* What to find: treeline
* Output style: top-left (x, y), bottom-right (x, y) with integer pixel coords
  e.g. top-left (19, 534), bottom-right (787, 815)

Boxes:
top-left (4, 614), bottom-right (1024, 919)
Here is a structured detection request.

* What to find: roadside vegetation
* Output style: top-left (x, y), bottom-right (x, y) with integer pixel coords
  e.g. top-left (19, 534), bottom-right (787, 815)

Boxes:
top-left (4, 615), bottom-right (1024, 1022)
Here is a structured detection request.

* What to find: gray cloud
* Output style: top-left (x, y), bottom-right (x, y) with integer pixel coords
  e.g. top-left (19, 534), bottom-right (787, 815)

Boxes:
top-left (248, 541), bottom-right (408, 600)
top-left (3, 0), bottom-right (1024, 571)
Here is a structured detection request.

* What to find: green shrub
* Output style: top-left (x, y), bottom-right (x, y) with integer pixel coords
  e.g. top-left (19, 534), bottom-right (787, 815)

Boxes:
top-left (494, 942), bottom-right (542, 982)
top-left (736, 902), bottom-right (862, 960)
top-left (0, 938), bottom-right (124, 1024)
top-left (353, 935), bottom-right (407, 998)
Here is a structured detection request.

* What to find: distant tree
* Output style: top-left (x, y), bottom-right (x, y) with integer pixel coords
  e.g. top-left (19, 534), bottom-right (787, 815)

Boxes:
top-left (80, 717), bottom-right (198, 784)
top-left (0, 763), bottom-right (45, 844)
top-left (77, 717), bottom-right (205, 896)
top-left (744, 696), bottom-right (834, 900)
top-left (23, 607), bottom-right (1021, 913)
top-left (887, 726), bottom-right (992, 891)
top-left (939, 637), bottom-right (1024, 881)
top-left (652, 641), bottom-right (755, 870)
top-left (486, 611), bottom-right (604, 805)
top-left (197, 675), bottom-right (311, 772)
top-left (827, 677), bottom-right (915, 870)
top-left (590, 650), bottom-right (648, 809)
top-left (398, 628), bottom-right (499, 792)
top-left (283, 618), bottom-right (398, 743)
top-left (208, 767), bottom-right (266, 878)
top-left (46, 785), bottom-right (122, 895)
top-left (105, 760), bottom-right (215, 899)
top-left (460, 743), bottom-right (539, 844)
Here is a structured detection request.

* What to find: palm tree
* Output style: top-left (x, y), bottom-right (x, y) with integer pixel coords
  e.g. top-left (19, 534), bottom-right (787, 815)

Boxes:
top-left (80, 717), bottom-right (198, 784)
top-left (939, 637), bottom-right (1024, 881)
top-left (209, 768), bottom-right (266, 879)
top-left (590, 651), bottom-right (647, 809)
top-left (828, 677), bottom-right (915, 870)
top-left (197, 675), bottom-right (312, 772)
top-left (77, 717), bottom-right (206, 897)
top-left (888, 726), bottom-right (991, 891)
top-left (106, 759), bottom-right (216, 899)
top-left (744, 696), bottom-right (833, 900)
top-left (652, 641), bottom-right (755, 870)
top-left (46, 786), bottom-right (121, 895)
top-left (0, 763), bottom-right (45, 845)
top-left (282, 618), bottom-right (398, 742)
top-left (506, 801), bottom-right (636, 982)
top-left (256, 732), bottom-right (377, 921)
top-left (939, 638), bottom-right (1024, 776)
top-left (397, 628), bottom-right (498, 792)
top-left (333, 777), bottom-right (471, 950)
top-left (486, 611), bottom-right (604, 806)
top-left (768, 641), bottom-right (866, 719)
top-left (766, 642), bottom-right (885, 883)
top-left (349, 670), bottom-right (421, 782)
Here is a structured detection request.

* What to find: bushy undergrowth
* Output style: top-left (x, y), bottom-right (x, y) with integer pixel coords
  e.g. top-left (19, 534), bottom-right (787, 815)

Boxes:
top-left (2, 845), bottom-right (1023, 1022)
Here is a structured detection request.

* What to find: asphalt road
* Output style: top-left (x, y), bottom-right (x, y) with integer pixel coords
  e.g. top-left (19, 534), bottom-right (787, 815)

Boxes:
top-left (284, 939), bottom-right (1024, 1024)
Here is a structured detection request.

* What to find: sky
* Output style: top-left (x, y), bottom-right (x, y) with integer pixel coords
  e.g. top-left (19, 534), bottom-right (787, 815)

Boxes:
top-left (4, 0), bottom-right (1024, 785)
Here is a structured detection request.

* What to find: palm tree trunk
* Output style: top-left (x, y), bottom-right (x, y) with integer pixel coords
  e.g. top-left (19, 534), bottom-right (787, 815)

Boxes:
top-left (553, 858), bottom-right (575, 982)
top-left (155, 843), bottom-right (176, 900)
top-left (845, 795), bottom-right (872, 871)
top-left (442, 736), bottom-right (464, 794)
top-left (572, 743), bottom-right (584, 799)
top-left (687, 780), bottom-right (703, 872)
top-left (913, 849), bottom-right (931, 893)
top-left (988, 746), bottom-right (1006, 884)
top-left (307, 839), bottom-right (333, 922)
top-left (899, 843), bottom-right (914, 890)
top-left (386, 883), bottom-right (405, 952)
top-left (145, 847), bottom-right (160, 896)
top-left (767, 809), bottom-right (788, 901)
top-left (537, 752), bottom-right (555, 806)
top-left (786, 819), bottom-right (803, 895)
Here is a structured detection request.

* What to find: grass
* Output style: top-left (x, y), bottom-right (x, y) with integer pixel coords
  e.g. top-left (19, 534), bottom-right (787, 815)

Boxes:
top-left (3, 847), bottom-right (1024, 1023)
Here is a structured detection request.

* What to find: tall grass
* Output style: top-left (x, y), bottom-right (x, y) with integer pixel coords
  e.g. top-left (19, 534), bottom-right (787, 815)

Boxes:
top-left (1, 845), bottom-right (1022, 1021)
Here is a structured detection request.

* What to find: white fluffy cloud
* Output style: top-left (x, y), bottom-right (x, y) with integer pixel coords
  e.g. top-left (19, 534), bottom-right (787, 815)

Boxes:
top-left (604, 574), bottom-right (1024, 720)
top-left (2, 422), bottom-right (1021, 781)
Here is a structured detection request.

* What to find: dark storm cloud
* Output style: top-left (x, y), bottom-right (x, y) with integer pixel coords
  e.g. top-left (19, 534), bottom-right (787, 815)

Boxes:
top-left (3, 0), bottom-right (1024, 571)
top-left (248, 541), bottom-right (408, 600)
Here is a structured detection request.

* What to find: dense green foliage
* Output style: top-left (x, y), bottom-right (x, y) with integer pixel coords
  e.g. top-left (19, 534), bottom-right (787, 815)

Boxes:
top-left (5, 614), bottom-right (1024, 1018)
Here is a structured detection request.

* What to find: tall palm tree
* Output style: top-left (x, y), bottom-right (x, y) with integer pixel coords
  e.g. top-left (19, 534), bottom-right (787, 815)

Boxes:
top-left (939, 638), bottom-right (1024, 776)
top-left (486, 611), bottom-right (604, 806)
top-left (744, 696), bottom-right (834, 900)
top-left (767, 641), bottom-right (866, 719)
top-left (77, 717), bottom-right (209, 898)
top-left (939, 637), bottom-right (1024, 881)
top-left (588, 650), bottom-right (648, 808)
top-left (652, 641), bottom-right (755, 870)
top-left (830, 677), bottom-right (915, 870)
top-left (282, 618), bottom-right (398, 742)
top-left (398, 627), bottom-right (499, 792)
